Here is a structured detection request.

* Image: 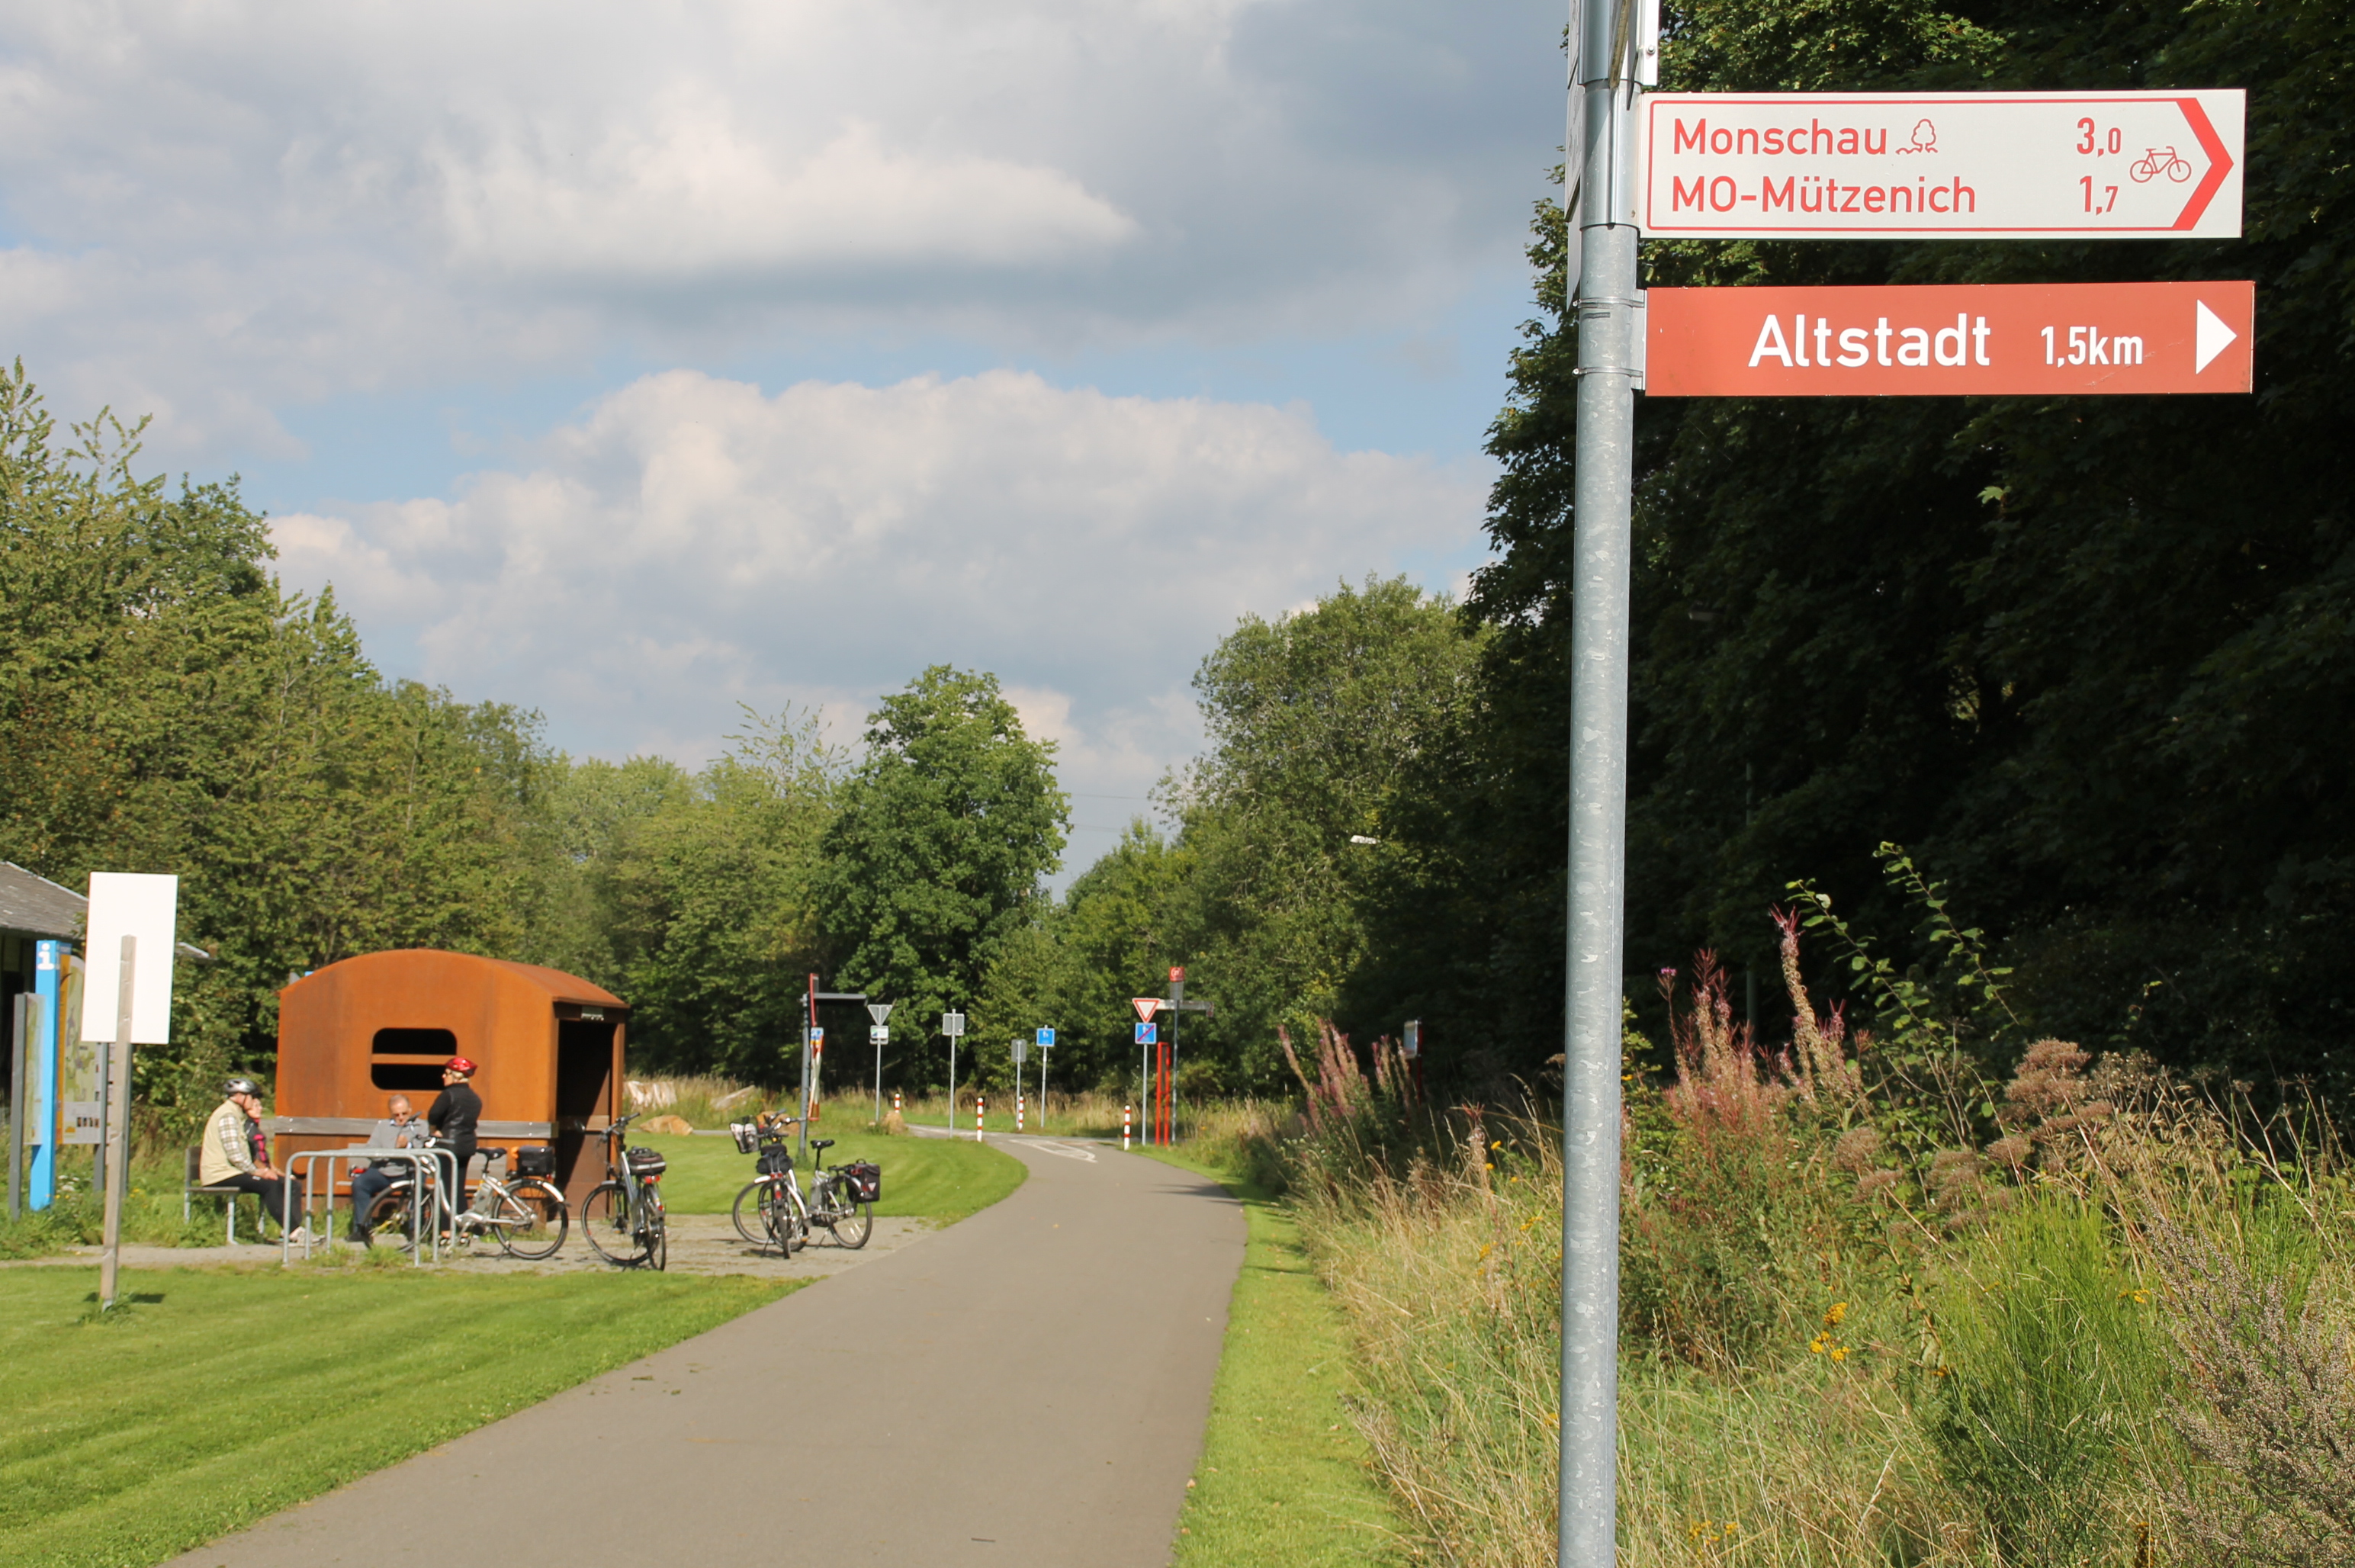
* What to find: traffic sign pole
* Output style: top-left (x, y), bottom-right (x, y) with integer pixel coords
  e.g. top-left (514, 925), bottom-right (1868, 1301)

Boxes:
top-left (1560, 0), bottom-right (1650, 1561)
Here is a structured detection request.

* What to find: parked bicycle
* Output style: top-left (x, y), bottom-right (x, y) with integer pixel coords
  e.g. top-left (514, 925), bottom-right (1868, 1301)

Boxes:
top-left (579, 1110), bottom-right (667, 1270)
top-left (731, 1116), bottom-right (808, 1255)
top-left (730, 1116), bottom-right (878, 1253)
top-left (357, 1144), bottom-right (567, 1260)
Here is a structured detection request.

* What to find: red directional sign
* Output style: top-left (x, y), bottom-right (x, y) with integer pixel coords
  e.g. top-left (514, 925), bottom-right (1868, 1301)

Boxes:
top-left (1643, 91), bottom-right (2244, 239)
top-left (1645, 282), bottom-right (2253, 397)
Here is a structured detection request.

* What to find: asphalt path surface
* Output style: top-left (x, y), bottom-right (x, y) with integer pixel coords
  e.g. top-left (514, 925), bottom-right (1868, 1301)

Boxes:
top-left (170, 1138), bottom-right (1244, 1567)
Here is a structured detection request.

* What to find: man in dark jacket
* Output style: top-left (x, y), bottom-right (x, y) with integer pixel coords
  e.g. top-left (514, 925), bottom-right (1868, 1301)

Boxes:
top-left (426, 1056), bottom-right (484, 1218)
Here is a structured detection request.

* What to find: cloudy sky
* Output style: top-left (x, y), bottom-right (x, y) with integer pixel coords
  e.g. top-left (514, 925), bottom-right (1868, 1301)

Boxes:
top-left (2, 1), bottom-right (1564, 874)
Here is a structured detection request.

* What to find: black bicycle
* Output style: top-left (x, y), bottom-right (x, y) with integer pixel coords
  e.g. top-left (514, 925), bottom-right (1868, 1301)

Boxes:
top-left (578, 1111), bottom-right (667, 1270)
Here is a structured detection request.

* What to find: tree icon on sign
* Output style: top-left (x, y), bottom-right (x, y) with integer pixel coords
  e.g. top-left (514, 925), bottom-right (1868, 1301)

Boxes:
top-left (1898, 119), bottom-right (1937, 154)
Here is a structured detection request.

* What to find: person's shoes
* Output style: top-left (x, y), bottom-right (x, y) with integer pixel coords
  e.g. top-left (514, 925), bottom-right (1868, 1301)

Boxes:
top-left (286, 1226), bottom-right (313, 1245)
top-left (348, 1227), bottom-right (372, 1248)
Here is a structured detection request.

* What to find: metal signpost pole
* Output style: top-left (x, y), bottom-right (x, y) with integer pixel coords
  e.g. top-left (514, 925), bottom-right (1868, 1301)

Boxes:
top-left (98, 937), bottom-right (136, 1312)
top-left (868, 1002), bottom-right (895, 1129)
top-left (1560, 0), bottom-right (1654, 1562)
top-left (800, 972), bottom-right (816, 1166)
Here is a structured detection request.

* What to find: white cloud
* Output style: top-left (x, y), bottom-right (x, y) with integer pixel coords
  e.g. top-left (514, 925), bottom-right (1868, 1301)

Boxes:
top-left (441, 116), bottom-right (1138, 280)
top-left (0, 0), bottom-right (1561, 458)
top-left (271, 367), bottom-right (1489, 860)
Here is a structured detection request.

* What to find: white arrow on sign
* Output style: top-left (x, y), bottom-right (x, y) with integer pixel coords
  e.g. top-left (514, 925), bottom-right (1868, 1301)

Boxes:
top-left (2194, 299), bottom-right (2238, 374)
top-left (1643, 90), bottom-right (2243, 240)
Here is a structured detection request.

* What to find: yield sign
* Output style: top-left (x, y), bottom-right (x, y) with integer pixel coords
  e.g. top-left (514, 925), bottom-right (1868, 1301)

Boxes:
top-left (1132, 997), bottom-right (1164, 1023)
top-left (1643, 90), bottom-right (2243, 239)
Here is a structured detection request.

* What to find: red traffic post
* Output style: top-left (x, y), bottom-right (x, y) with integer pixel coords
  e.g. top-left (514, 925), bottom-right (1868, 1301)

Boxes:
top-left (1647, 281), bottom-right (2252, 397)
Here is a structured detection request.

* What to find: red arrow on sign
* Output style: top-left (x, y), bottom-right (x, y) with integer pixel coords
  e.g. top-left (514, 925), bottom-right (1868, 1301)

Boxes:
top-left (2171, 98), bottom-right (2233, 230)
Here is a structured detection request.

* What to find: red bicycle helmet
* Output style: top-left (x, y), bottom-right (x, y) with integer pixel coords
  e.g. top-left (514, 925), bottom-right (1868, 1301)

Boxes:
top-left (444, 1056), bottom-right (478, 1075)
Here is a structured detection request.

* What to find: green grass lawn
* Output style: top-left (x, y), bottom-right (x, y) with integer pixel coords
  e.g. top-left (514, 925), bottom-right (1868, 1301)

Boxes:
top-left (0, 1264), bottom-right (793, 1568)
top-left (1139, 1148), bottom-right (1406, 1567)
top-left (637, 1127), bottom-right (1024, 1223)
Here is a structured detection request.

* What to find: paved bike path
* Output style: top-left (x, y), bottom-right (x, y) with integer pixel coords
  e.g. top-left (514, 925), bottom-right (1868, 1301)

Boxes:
top-left (171, 1140), bottom-right (1244, 1567)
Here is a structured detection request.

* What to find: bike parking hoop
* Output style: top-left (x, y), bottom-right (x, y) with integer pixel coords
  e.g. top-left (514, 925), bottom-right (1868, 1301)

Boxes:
top-left (282, 1147), bottom-right (451, 1267)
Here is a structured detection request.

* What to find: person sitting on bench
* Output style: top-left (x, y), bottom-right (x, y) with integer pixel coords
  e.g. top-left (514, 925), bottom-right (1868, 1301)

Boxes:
top-left (201, 1078), bottom-right (310, 1243)
top-left (346, 1094), bottom-right (431, 1245)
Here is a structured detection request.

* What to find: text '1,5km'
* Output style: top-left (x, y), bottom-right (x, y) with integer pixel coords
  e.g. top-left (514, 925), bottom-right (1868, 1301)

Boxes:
top-left (1643, 91), bottom-right (2244, 239)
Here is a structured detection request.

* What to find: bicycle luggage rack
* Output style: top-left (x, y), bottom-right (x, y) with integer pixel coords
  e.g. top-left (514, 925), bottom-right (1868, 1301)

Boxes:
top-left (281, 1147), bottom-right (456, 1268)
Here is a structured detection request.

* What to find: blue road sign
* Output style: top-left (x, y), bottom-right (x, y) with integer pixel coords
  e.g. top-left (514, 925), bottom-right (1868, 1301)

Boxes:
top-left (1036, 1027), bottom-right (1055, 1047)
top-left (1134, 1021), bottom-right (1158, 1046)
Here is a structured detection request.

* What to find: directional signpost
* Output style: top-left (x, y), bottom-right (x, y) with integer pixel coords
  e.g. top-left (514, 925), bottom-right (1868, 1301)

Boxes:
top-left (1553, 9), bottom-right (2252, 1564)
top-left (943, 1010), bottom-right (966, 1136)
top-left (1036, 1027), bottom-right (1055, 1117)
top-left (866, 1001), bottom-right (894, 1127)
top-left (1643, 91), bottom-right (2244, 239)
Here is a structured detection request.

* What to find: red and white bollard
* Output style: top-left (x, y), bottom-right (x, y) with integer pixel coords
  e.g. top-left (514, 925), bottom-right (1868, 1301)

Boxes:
top-left (1016, 1093), bottom-right (1026, 1133)
top-left (892, 1088), bottom-right (903, 1113)
top-left (1123, 1104), bottom-right (1132, 1151)
top-left (976, 1094), bottom-right (986, 1142)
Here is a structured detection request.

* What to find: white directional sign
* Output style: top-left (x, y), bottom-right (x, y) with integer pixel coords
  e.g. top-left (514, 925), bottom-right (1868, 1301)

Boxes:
top-left (1643, 91), bottom-right (2243, 239)
top-left (942, 1011), bottom-right (965, 1037)
top-left (869, 1025), bottom-right (889, 1046)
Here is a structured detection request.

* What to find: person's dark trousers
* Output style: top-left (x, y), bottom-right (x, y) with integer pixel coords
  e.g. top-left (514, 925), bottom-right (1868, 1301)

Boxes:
top-left (225, 1172), bottom-right (307, 1236)
top-left (349, 1167), bottom-right (396, 1239)
top-left (443, 1142), bottom-right (477, 1229)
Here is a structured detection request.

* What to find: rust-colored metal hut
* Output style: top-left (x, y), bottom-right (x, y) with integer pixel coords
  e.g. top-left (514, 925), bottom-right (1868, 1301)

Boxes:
top-left (271, 950), bottom-right (628, 1206)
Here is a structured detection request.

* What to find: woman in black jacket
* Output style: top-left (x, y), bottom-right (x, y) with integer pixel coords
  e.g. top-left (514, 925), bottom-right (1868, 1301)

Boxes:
top-left (427, 1056), bottom-right (484, 1218)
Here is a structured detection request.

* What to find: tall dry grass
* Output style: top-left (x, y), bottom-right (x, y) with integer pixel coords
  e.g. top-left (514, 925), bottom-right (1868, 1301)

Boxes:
top-left (1245, 967), bottom-right (2351, 1566)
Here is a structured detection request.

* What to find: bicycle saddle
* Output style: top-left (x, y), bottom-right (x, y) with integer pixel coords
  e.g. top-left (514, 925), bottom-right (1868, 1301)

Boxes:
top-left (810, 1139), bottom-right (836, 1153)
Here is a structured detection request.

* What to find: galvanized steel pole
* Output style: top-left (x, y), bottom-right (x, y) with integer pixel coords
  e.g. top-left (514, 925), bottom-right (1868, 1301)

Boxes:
top-left (98, 937), bottom-right (136, 1312)
top-left (1560, 0), bottom-right (1653, 1561)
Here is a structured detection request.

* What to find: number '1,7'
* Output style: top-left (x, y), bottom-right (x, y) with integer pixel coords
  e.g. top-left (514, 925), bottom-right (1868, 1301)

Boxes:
top-left (2079, 177), bottom-right (2119, 214)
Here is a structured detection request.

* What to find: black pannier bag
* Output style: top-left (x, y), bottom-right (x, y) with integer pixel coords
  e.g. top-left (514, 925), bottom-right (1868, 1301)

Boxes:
top-left (843, 1161), bottom-right (881, 1203)
top-left (624, 1145), bottom-right (667, 1178)
top-left (757, 1148), bottom-right (793, 1177)
top-left (512, 1145), bottom-right (555, 1178)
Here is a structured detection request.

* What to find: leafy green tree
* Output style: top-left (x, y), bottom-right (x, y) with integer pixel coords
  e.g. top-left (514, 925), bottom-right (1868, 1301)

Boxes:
top-left (0, 365), bottom-right (561, 1112)
top-left (1410, 0), bottom-right (2355, 1091)
top-left (1163, 577), bottom-right (1487, 1089)
top-left (580, 708), bottom-right (843, 1080)
top-left (816, 667), bottom-right (1068, 1088)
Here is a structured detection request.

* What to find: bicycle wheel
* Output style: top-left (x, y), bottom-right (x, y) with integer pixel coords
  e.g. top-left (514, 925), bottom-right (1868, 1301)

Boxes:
top-left (580, 1181), bottom-right (648, 1265)
top-left (500, 1179), bottom-right (569, 1259)
top-left (732, 1180), bottom-right (773, 1245)
top-left (642, 1183), bottom-right (667, 1272)
top-left (776, 1177), bottom-right (811, 1254)
top-left (760, 1181), bottom-right (792, 1251)
top-left (829, 1193), bottom-right (873, 1249)
top-left (363, 1187), bottom-right (421, 1246)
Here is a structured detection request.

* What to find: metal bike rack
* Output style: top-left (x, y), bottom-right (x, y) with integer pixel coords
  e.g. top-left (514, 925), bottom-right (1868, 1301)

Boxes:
top-left (282, 1147), bottom-right (455, 1267)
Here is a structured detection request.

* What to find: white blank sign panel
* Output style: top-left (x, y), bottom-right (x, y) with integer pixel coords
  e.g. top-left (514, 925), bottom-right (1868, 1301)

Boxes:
top-left (81, 872), bottom-right (179, 1044)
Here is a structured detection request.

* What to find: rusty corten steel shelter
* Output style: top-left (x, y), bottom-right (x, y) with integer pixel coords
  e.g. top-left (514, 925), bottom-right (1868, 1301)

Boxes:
top-left (270, 949), bottom-right (628, 1206)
